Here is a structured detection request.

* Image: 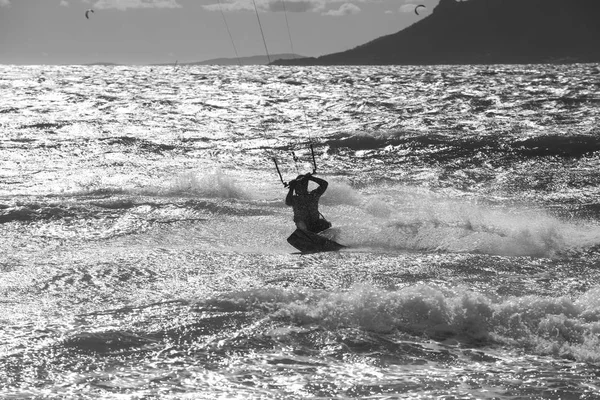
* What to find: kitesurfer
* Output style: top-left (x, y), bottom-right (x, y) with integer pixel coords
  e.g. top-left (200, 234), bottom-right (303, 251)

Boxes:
top-left (285, 173), bottom-right (331, 233)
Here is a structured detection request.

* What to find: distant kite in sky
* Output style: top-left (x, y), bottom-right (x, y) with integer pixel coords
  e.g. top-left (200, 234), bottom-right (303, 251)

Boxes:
top-left (415, 5), bottom-right (426, 15)
top-left (85, 9), bottom-right (94, 19)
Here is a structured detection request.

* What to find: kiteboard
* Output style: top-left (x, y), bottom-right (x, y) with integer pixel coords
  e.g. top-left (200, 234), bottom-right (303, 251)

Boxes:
top-left (287, 229), bottom-right (345, 253)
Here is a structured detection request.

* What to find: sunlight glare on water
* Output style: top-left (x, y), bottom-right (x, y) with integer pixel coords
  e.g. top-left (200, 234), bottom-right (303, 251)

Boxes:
top-left (1, 64), bottom-right (600, 398)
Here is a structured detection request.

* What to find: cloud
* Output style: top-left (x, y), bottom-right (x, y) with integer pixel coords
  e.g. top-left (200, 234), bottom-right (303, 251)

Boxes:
top-left (202, 0), bottom-right (254, 13)
top-left (59, 0), bottom-right (70, 6)
top-left (266, 0), bottom-right (319, 13)
top-left (203, 0), bottom-right (324, 13)
top-left (399, 4), bottom-right (413, 12)
top-left (203, 0), bottom-right (368, 14)
top-left (323, 2), bottom-right (360, 16)
top-left (0, 0), bottom-right (11, 7)
top-left (88, 0), bottom-right (182, 10)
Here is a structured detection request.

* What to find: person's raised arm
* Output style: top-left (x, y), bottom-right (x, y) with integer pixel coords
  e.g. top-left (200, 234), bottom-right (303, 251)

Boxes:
top-left (306, 173), bottom-right (328, 195)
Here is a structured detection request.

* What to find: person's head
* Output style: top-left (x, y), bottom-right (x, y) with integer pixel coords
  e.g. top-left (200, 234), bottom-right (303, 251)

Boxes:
top-left (294, 175), bottom-right (309, 195)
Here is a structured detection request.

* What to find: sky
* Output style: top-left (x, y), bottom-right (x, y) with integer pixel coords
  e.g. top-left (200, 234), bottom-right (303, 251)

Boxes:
top-left (0, 0), bottom-right (441, 65)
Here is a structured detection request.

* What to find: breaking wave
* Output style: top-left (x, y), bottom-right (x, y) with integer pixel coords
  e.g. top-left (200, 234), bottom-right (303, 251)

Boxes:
top-left (198, 284), bottom-right (600, 363)
top-left (165, 169), bottom-right (250, 199)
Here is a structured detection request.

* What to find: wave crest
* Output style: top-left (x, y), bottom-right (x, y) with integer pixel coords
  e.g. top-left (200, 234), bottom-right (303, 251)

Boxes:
top-left (166, 170), bottom-right (249, 199)
top-left (209, 284), bottom-right (600, 363)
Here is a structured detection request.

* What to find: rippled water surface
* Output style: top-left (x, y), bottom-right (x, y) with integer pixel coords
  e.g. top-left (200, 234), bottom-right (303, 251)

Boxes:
top-left (1, 64), bottom-right (600, 399)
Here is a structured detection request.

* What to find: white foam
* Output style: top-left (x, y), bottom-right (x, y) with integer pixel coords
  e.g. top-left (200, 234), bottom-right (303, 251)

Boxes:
top-left (328, 185), bottom-right (600, 257)
top-left (166, 169), bottom-right (249, 199)
top-left (214, 283), bottom-right (600, 363)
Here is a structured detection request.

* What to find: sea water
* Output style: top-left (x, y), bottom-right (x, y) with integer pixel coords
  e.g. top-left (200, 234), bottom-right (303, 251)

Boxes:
top-left (1, 64), bottom-right (600, 399)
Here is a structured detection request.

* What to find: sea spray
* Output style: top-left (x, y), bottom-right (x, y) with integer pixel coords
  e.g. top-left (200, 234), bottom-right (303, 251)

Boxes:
top-left (168, 169), bottom-right (249, 199)
top-left (207, 283), bottom-right (600, 362)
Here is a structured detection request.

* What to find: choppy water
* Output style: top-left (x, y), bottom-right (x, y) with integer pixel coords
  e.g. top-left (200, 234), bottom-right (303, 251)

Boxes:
top-left (1, 64), bottom-right (600, 399)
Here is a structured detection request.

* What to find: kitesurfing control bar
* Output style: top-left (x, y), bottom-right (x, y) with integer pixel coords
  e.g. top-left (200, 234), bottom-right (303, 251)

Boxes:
top-left (273, 143), bottom-right (318, 187)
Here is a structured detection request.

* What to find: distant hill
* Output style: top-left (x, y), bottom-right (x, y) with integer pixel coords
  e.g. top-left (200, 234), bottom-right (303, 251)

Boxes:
top-left (185, 53), bottom-right (305, 66)
top-left (274, 0), bottom-right (600, 65)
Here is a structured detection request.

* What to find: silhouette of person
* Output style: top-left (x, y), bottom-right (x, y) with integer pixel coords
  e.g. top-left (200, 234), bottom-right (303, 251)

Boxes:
top-left (285, 173), bottom-right (331, 233)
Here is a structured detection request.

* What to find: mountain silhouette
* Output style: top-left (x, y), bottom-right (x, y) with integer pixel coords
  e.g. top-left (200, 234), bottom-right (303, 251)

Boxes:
top-left (274, 0), bottom-right (600, 65)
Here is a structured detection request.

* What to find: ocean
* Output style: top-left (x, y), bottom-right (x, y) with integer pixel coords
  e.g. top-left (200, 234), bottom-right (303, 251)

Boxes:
top-left (1, 63), bottom-right (600, 399)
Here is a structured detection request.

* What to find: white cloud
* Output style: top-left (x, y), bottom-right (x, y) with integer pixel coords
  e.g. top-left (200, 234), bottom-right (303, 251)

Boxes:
top-left (0, 0), bottom-right (11, 8)
top-left (323, 2), bottom-right (360, 16)
top-left (203, 0), bottom-right (262, 12)
top-left (89, 0), bottom-right (182, 10)
top-left (266, 0), bottom-right (320, 13)
top-left (203, 0), bottom-right (324, 13)
top-left (400, 3), bottom-right (428, 13)
top-left (203, 0), bottom-right (369, 14)
top-left (202, 0), bottom-right (247, 12)
top-left (59, 0), bottom-right (70, 6)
